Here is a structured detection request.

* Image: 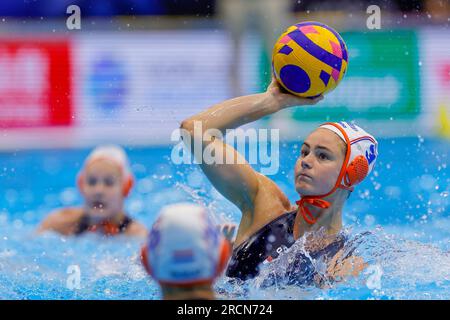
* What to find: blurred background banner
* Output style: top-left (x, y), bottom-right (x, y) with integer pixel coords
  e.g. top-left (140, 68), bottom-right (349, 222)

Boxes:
top-left (0, 39), bottom-right (72, 128)
top-left (0, 1), bottom-right (449, 148)
top-left (72, 31), bottom-right (259, 145)
top-left (420, 28), bottom-right (450, 138)
top-left (286, 30), bottom-right (421, 121)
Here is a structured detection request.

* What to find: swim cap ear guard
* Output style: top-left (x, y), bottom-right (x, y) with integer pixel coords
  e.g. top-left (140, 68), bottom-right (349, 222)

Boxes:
top-left (122, 176), bottom-right (134, 197)
top-left (297, 121), bottom-right (378, 224)
top-left (140, 244), bottom-right (154, 277)
top-left (345, 154), bottom-right (369, 188)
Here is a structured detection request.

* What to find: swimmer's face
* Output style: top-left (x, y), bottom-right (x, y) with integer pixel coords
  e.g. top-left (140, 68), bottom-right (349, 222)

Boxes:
top-left (80, 159), bottom-right (125, 219)
top-left (294, 128), bottom-right (346, 196)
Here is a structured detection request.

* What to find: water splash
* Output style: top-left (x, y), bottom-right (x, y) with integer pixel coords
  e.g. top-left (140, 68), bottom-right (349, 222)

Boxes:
top-left (217, 226), bottom-right (450, 300)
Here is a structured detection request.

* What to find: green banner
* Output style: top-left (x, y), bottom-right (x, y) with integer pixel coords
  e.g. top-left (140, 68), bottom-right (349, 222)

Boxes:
top-left (260, 30), bottom-right (421, 121)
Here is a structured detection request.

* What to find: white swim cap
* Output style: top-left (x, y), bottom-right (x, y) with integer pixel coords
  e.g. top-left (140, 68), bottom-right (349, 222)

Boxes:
top-left (84, 145), bottom-right (132, 177)
top-left (78, 145), bottom-right (134, 196)
top-left (318, 121), bottom-right (378, 193)
top-left (141, 203), bottom-right (231, 286)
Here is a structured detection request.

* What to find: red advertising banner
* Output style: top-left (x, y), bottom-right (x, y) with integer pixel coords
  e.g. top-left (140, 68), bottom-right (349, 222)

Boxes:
top-left (0, 39), bottom-right (72, 128)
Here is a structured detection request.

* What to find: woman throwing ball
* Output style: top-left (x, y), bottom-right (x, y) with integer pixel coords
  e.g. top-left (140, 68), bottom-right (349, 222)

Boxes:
top-left (180, 21), bottom-right (377, 285)
top-left (181, 75), bottom-right (378, 284)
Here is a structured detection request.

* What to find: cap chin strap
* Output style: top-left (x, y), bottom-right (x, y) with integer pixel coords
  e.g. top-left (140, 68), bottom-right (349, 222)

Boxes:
top-left (295, 197), bottom-right (330, 224)
top-left (296, 183), bottom-right (354, 225)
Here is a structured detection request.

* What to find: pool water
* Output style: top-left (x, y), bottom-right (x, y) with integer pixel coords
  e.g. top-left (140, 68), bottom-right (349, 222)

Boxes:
top-left (0, 137), bottom-right (449, 299)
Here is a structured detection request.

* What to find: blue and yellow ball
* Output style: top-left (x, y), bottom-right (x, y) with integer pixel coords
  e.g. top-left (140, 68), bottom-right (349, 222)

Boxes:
top-left (272, 21), bottom-right (348, 98)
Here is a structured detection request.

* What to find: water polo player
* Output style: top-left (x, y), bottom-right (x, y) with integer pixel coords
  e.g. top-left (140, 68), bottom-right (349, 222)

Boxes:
top-left (180, 78), bottom-right (378, 283)
top-left (38, 145), bottom-right (147, 237)
top-left (141, 203), bottom-right (232, 300)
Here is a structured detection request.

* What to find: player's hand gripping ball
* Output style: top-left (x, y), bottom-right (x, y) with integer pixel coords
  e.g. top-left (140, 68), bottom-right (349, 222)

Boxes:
top-left (272, 21), bottom-right (348, 98)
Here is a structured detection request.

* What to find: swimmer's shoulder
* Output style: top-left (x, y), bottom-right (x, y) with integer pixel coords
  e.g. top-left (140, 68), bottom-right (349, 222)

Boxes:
top-left (254, 173), bottom-right (291, 210)
top-left (236, 173), bottom-right (292, 246)
top-left (248, 173), bottom-right (292, 222)
top-left (38, 207), bottom-right (85, 235)
top-left (124, 220), bottom-right (148, 238)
